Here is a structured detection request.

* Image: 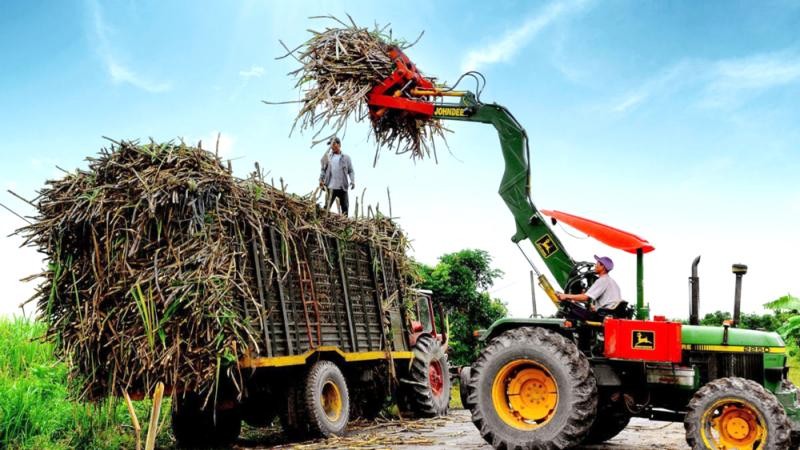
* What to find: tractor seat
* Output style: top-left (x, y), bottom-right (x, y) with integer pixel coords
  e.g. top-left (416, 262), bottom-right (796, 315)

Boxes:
top-left (559, 300), bottom-right (633, 322)
top-left (597, 301), bottom-right (634, 320)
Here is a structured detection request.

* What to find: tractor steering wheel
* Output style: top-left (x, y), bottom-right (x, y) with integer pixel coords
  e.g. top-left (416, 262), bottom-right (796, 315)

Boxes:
top-left (565, 261), bottom-right (598, 295)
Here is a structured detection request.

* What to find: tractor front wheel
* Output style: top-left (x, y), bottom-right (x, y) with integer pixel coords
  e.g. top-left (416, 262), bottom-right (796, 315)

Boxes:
top-left (467, 326), bottom-right (597, 449)
top-left (684, 377), bottom-right (792, 450)
top-left (400, 334), bottom-right (451, 417)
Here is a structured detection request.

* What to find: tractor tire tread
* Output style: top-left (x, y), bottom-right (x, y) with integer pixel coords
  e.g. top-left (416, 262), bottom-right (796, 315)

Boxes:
top-left (684, 377), bottom-right (791, 450)
top-left (467, 326), bottom-right (597, 450)
top-left (402, 335), bottom-right (451, 417)
top-left (303, 360), bottom-right (350, 437)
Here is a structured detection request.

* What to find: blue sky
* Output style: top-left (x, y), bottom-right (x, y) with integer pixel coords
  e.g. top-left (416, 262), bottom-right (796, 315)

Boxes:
top-left (1, 0), bottom-right (799, 319)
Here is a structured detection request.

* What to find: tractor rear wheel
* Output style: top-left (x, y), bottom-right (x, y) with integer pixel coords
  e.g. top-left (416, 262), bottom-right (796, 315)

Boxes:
top-left (400, 334), bottom-right (451, 417)
top-left (171, 392), bottom-right (241, 448)
top-left (467, 326), bottom-right (597, 449)
top-left (684, 377), bottom-right (792, 450)
top-left (280, 361), bottom-right (350, 438)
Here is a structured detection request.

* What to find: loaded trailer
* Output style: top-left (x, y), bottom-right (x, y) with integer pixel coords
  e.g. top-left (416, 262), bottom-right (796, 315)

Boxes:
top-left (171, 225), bottom-right (451, 447)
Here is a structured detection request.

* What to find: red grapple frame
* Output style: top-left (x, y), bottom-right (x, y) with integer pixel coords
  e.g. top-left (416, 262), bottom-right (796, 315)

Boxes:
top-left (367, 46), bottom-right (436, 119)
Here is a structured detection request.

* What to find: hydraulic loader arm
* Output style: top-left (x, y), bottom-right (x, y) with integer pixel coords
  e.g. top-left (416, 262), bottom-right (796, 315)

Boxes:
top-left (431, 94), bottom-right (576, 288)
top-left (367, 47), bottom-right (577, 289)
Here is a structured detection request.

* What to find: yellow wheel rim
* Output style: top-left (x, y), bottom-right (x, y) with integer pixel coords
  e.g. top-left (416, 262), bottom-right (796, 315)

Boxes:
top-left (701, 398), bottom-right (766, 449)
top-left (321, 380), bottom-right (342, 422)
top-left (491, 359), bottom-right (558, 430)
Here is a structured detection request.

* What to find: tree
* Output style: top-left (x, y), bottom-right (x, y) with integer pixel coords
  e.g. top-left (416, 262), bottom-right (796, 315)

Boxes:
top-left (698, 310), bottom-right (780, 331)
top-left (764, 294), bottom-right (800, 357)
top-left (416, 249), bottom-right (507, 366)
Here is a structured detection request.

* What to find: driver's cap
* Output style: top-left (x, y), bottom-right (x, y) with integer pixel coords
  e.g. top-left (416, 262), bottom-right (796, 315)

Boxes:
top-left (594, 255), bottom-right (614, 271)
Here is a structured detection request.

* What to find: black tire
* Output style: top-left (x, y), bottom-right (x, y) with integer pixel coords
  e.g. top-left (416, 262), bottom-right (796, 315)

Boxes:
top-left (280, 361), bottom-right (350, 438)
top-left (171, 393), bottom-right (242, 449)
top-left (353, 390), bottom-right (387, 420)
top-left (684, 377), bottom-right (792, 450)
top-left (459, 366), bottom-right (473, 410)
top-left (400, 334), bottom-right (451, 417)
top-left (279, 382), bottom-right (306, 438)
top-left (241, 393), bottom-right (276, 427)
top-left (582, 398), bottom-right (630, 444)
top-left (467, 326), bottom-right (597, 450)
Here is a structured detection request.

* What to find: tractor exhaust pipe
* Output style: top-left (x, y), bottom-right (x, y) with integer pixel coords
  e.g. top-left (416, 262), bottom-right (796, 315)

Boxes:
top-left (732, 264), bottom-right (748, 327)
top-left (689, 256), bottom-right (701, 325)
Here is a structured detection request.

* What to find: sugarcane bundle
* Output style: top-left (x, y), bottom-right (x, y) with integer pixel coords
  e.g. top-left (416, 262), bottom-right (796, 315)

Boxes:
top-left (280, 15), bottom-right (446, 160)
top-left (19, 140), bottom-right (412, 400)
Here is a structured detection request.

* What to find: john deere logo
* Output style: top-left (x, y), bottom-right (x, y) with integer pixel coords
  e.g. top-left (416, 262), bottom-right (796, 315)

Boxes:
top-left (535, 235), bottom-right (558, 258)
top-left (632, 330), bottom-right (655, 350)
top-left (434, 106), bottom-right (467, 117)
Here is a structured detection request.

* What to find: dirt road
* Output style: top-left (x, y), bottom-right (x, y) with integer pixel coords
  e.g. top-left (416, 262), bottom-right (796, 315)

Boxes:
top-left (234, 409), bottom-right (689, 449)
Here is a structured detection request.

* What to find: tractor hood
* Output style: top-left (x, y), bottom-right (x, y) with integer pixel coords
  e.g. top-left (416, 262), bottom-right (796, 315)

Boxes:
top-left (682, 325), bottom-right (785, 348)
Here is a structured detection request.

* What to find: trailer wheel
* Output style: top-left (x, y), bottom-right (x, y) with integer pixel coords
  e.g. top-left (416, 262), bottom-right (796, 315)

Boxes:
top-left (171, 393), bottom-right (241, 448)
top-left (305, 360), bottom-right (350, 436)
top-left (241, 392), bottom-right (276, 427)
top-left (281, 361), bottom-right (350, 438)
top-left (685, 377), bottom-right (791, 450)
top-left (582, 400), bottom-right (630, 444)
top-left (459, 366), bottom-right (473, 410)
top-left (401, 334), bottom-right (451, 417)
top-left (467, 326), bottom-right (597, 449)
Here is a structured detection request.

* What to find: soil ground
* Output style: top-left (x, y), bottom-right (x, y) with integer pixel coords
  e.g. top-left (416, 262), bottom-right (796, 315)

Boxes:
top-left (234, 408), bottom-right (688, 449)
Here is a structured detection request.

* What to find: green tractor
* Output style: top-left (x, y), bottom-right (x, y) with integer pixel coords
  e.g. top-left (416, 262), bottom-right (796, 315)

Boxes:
top-left (461, 253), bottom-right (798, 449)
top-left (364, 47), bottom-right (800, 449)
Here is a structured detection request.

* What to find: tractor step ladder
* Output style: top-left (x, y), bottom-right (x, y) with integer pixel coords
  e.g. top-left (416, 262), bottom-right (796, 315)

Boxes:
top-left (298, 261), bottom-right (322, 348)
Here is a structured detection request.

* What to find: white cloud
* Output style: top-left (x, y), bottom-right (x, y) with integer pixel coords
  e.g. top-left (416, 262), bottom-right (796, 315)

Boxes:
top-left (701, 51), bottom-right (800, 107)
top-left (611, 61), bottom-right (695, 113)
top-left (239, 66), bottom-right (265, 79)
top-left (193, 132), bottom-right (235, 158)
top-left (461, 0), bottom-right (591, 72)
top-left (107, 61), bottom-right (171, 93)
top-left (612, 50), bottom-right (800, 113)
top-left (88, 0), bottom-right (172, 93)
top-left (0, 215), bottom-right (41, 318)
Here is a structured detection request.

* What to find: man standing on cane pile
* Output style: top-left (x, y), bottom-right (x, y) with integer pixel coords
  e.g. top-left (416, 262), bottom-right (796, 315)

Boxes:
top-left (319, 136), bottom-right (355, 216)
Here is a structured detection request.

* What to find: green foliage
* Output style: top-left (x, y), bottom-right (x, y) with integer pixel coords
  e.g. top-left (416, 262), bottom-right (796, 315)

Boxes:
top-left (697, 310), bottom-right (782, 331)
top-left (763, 294), bottom-right (800, 359)
top-left (0, 318), bottom-right (170, 449)
top-left (416, 249), bottom-right (507, 366)
top-left (763, 294), bottom-right (800, 312)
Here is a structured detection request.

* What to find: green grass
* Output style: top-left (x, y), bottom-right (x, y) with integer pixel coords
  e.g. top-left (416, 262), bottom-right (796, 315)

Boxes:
top-left (0, 318), bottom-right (171, 449)
top-left (788, 358), bottom-right (800, 387)
top-left (450, 382), bottom-right (463, 410)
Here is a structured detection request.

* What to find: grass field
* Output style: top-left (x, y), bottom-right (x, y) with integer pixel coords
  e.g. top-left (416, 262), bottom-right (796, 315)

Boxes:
top-left (0, 318), bottom-right (171, 449)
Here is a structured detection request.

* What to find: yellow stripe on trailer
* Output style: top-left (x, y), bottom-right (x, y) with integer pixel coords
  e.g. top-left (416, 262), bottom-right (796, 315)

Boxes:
top-left (681, 344), bottom-right (785, 354)
top-left (239, 346), bottom-right (414, 369)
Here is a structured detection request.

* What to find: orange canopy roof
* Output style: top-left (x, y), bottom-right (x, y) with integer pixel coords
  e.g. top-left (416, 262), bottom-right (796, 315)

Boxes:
top-left (541, 210), bottom-right (655, 254)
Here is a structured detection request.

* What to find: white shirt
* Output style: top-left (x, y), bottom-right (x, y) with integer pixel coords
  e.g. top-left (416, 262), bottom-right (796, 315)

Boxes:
top-left (327, 154), bottom-right (347, 189)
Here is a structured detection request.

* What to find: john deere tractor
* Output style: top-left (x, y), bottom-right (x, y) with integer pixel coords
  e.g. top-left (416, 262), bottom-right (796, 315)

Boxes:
top-left (365, 46), bottom-right (800, 449)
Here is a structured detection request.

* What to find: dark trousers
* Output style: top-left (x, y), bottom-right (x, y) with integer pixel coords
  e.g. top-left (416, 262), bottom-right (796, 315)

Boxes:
top-left (325, 188), bottom-right (349, 216)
